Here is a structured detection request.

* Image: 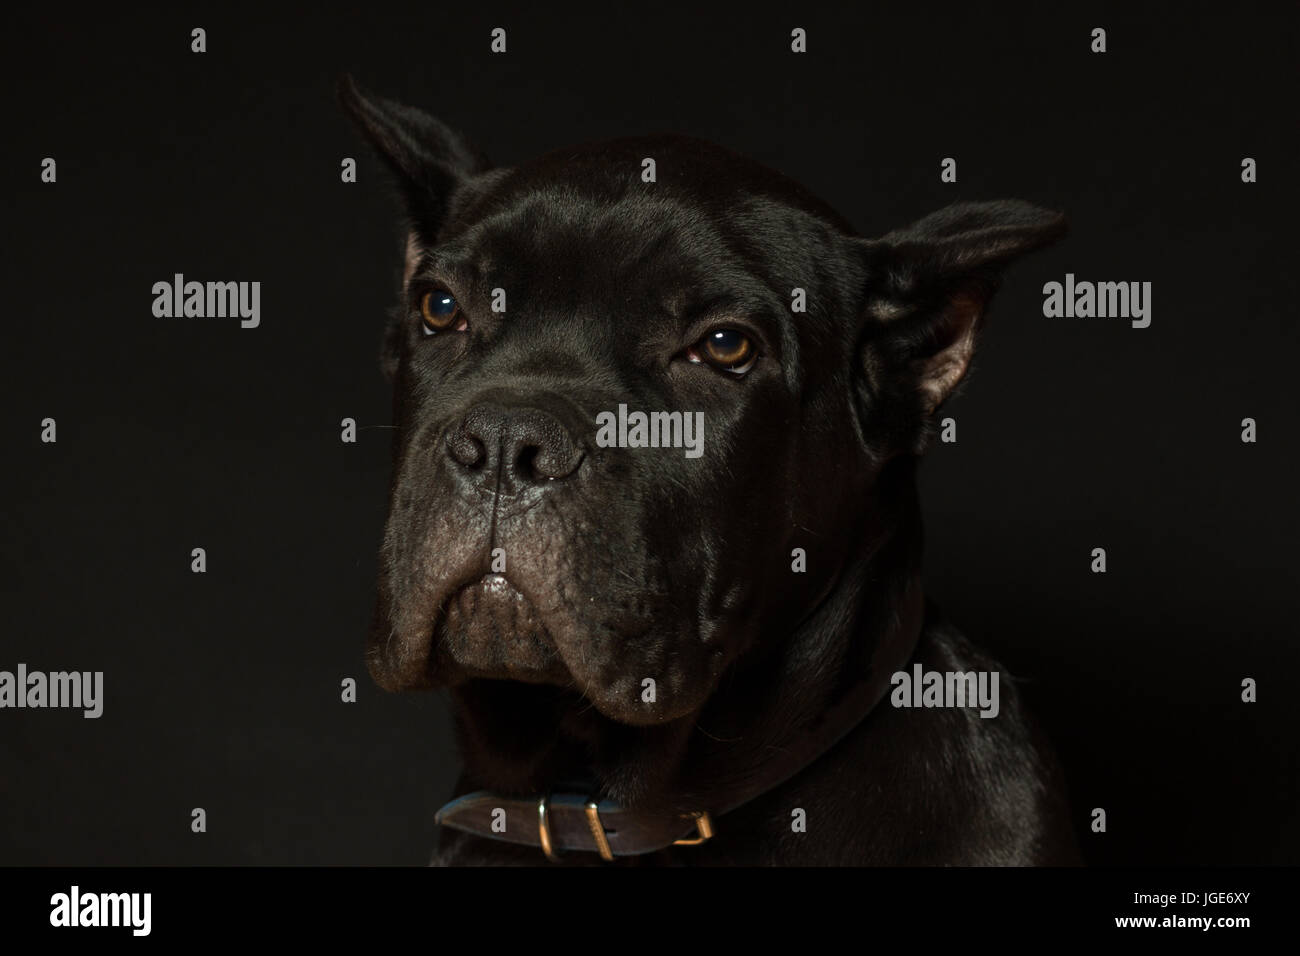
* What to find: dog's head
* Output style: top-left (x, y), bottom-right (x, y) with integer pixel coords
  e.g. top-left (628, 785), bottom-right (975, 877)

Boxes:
top-left (341, 77), bottom-right (1064, 749)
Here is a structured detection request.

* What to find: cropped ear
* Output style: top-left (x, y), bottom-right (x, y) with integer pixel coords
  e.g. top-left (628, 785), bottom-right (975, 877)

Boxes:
top-left (337, 73), bottom-right (491, 234)
top-left (854, 200), bottom-right (1066, 456)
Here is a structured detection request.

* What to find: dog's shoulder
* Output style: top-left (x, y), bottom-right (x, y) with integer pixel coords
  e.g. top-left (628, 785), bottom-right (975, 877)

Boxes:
top-left (720, 606), bottom-right (1079, 865)
top-left (863, 607), bottom-right (1079, 864)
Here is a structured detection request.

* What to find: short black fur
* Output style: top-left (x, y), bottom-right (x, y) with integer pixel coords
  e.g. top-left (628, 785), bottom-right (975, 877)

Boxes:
top-left (340, 74), bottom-right (1077, 865)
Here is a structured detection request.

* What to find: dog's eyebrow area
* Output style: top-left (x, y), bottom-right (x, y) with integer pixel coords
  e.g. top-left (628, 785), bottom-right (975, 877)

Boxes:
top-left (405, 247), bottom-right (482, 298)
top-left (670, 288), bottom-right (783, 347)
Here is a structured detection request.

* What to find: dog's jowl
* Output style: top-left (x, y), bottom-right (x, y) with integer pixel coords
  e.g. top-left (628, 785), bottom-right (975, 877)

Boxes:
top-left (341, 74), bottom-right (1078, 865)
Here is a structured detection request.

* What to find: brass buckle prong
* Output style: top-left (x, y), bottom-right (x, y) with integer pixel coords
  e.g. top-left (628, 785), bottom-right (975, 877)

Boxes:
top-left (537, 794), bottom-right (561, 863)
top-left (584, 799), bottom-right (616, 862)
top-left (672, 811), bottom-right (715, 846)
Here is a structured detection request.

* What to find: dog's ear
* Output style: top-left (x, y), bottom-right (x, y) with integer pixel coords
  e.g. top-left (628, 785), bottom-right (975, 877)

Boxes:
top-left (339, 75), bottom-right (492, 383)
top-left (337, 73), bottom-right (491, 234)
top-left (853, 200), bottom-right (1066, 457)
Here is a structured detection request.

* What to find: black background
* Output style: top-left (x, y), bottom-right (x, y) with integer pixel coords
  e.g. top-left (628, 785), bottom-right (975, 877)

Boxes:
top-left (2, 3), bottom-right (1296, 865)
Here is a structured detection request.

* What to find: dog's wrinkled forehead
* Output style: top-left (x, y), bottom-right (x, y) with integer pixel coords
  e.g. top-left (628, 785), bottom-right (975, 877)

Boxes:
top-left (418, 135), bottom-right (863, 335)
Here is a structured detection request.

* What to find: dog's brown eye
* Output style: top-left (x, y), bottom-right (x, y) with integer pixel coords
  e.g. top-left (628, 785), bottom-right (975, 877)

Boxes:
top-left (686, 329), bottom-right (757, 375)
top-left (420, 289), bottom-right (466, 335)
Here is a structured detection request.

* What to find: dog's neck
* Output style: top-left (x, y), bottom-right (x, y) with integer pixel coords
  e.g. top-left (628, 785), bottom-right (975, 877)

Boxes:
top-left (668, 481), bottom-right (925, 817)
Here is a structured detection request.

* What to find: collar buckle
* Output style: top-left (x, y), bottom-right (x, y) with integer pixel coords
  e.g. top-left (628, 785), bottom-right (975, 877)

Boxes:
top-left (537, 794), bottom-right (562, 862)
top-left (583, 800), bottom-right (616, 861)
top-left (672, 811), bottom-right (715, 846)
top-left (536, 795), bottom-right (715, 863)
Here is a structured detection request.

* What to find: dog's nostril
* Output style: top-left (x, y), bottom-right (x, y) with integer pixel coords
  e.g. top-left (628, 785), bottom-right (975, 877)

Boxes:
top-left (515, 444), bottom-right (542, 480)
top-left (526, 445), bottom-right (583, 482)
top-left (446, 429), bottom-right (488, 470)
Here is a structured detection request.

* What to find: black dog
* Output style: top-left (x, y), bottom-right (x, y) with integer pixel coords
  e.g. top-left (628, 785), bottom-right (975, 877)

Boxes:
top-left (341, 75), bottom-right (1078, 865)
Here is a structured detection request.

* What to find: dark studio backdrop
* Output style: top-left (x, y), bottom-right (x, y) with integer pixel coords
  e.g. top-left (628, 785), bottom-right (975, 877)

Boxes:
top-left (1, 3), bottom-right (1296, 866)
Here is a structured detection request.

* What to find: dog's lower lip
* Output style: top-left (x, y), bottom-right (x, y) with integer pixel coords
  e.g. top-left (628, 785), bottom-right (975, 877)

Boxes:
top-left (435, 571), bottom-right (567, 684)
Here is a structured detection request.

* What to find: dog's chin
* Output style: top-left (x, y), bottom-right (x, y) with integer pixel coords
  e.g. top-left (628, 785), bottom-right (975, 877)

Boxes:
top-left (368, 572), bottom-right (713, 726)
top-left (432, 574), bottom-right (572, 686)
top-left (427, 579), bottom-right (698, 726)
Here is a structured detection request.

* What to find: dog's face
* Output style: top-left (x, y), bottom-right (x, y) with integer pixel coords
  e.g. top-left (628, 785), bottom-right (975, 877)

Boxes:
top-left (342, 78), bottom-right (1064, 741)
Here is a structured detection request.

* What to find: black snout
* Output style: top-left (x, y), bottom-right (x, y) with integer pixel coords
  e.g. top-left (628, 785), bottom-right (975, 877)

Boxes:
top-left (445, 403), bottom-right (584, 492)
